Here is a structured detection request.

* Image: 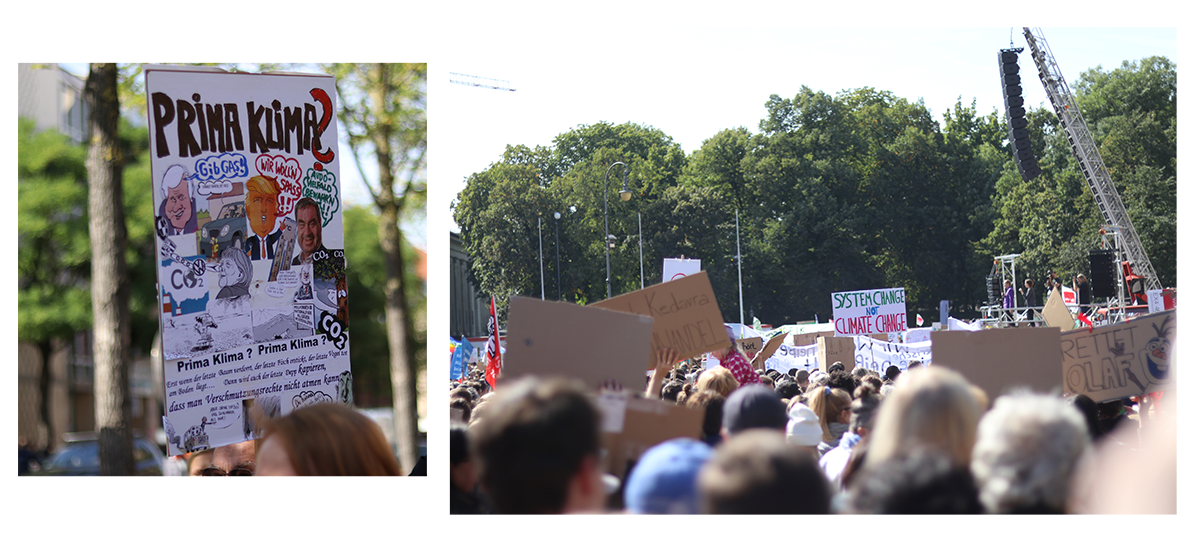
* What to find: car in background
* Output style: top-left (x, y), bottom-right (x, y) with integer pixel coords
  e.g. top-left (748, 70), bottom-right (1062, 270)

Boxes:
top-left (35, 432), bottom-right (165, 476)
top-left (200, 200), bottom-right (246, 258)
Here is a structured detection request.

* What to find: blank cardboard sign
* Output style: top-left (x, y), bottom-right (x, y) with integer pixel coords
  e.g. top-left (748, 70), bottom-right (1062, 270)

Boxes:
top-left (600, 395), bottom-right (704, 480)
top-left (794, 331), bottom-right (833, 347)
top-left (1060, 310), bottom-right (1175, 403)
top-left (931, 328), bottom-right (1062, 401)
top-left (752, 333), bottom-right (788, 369)
top-left (1042, 288), bottom-right (1075, 331)
top-left (591, 271), bottom-right (728, 369)
top-left (817, 336), bottom-right (855, 372)
top-left (504, 296), bottom-right (653, 392)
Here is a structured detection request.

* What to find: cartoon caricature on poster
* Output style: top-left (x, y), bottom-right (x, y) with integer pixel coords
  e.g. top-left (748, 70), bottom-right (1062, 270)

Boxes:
top-left (147, 66), bottom-right (351, 456)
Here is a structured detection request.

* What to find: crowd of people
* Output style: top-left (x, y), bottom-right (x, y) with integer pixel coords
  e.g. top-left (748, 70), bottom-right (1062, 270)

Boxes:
top-left (449, 331), bottom-right (1174, 514)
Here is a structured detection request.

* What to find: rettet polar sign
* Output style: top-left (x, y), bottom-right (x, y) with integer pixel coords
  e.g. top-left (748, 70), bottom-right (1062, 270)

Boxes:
top-left (831, 287), bottom-right (907, 336)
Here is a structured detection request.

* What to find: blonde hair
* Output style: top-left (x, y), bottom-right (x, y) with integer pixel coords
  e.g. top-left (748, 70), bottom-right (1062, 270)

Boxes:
top-left (806, 386), bottom-right (851, 443)
top-left (866, 366), bottom-right (981, 469)
top-left (245, 174), bottom-right (280, 196)
top-left (697, 367), bottom-right (739, 398)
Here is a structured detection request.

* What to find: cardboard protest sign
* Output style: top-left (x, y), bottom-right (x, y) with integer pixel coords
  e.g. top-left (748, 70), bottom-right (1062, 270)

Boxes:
top-left (597, 392), bottom-right (704, 480)
top-left (1147, 289), bottom-right (1176, 313)
top-left (817, 336), bottom-right (856, 372)
top-left (505, 296), bottom-right (653, 392)
top-left (752, 333), bottom-right (788, 369)
top-left (662, 257), bottom-right (702, 283)
top-left (591, 272), bottom-right (728, 369)
top-left (794, 330), bottom-right (834, 347)
top-left (931, 328), bottom-right (1062, 402)
top-left (831, 287), bottom-right (908, 336)
top-left (147, 67), bottom-right (350, 456)
top-left (736, 337), bottom-right (764, 357)
top-left (1042, 288), bottom-right (1075, 330)
top-left (1061, 310), bottom-right (1175, 402)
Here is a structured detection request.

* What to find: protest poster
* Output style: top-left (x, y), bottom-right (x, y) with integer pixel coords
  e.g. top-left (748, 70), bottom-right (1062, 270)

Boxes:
top-left (1042, 287), bottom-right (1075, 330)
top-left (505, 296), bottom-right (653, 392)
top-left (831, 287), bottom-right (908, 336)
top-left (1061, 310), bottom-right (1175, 402)
top-left (763, 343), bottom-right (820, 373)
top-left (794, 330), bottom-right (834, 347)
top-left (817, 336), bottom-right (855, 371)
top-left (662, 257), bottom-right (702, 283)
top-left (597, 392), bottom-right (704, 480)
top-left (1147, 288), bottom-right (1176, 314)
top-left (147, 67), bottom-right (350, 456)
top-left (931, 328), bottom-right (1062, 402)
top-left (592, 272), bottom-right (728, 369)
top-left (735, 337), bottom-right (764, 357)
top-left (853, 336), bottom-right (932, 374)
top-left (752, 332), bottom-right (788, 369)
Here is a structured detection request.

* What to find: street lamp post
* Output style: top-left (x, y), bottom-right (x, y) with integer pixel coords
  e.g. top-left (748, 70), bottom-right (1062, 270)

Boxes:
top-left (538, 216), bottom-right (544, 299)
top-left (604, 161), bottom-right (631, 299)
top-left (554, 211), bottom-right (562, 301)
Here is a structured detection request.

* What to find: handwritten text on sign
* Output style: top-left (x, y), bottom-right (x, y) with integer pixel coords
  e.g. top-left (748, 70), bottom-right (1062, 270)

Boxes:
top-left (832, 287), bottom-right (907, 336)
top-left (591, 271), bottom-right (728, 368)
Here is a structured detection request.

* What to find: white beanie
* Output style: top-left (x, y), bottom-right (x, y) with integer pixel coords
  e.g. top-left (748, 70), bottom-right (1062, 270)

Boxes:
top-left (786, 403), bottom-right (823, 447)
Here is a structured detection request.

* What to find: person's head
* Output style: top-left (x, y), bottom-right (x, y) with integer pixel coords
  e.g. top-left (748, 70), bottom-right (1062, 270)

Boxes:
top-left (774, 377), bottom-right (801, 400)
top-left (697, 366), bottom-right (739, 398)
top-left (758, 374), bottom-right (775, 389)
top-left (807, 370), bottom-right (829, 388)
top-left (624, 438), bottom-right (713, 514)
top-left (256, 403), bottom-right (400, 476)
top-left (294, 197), bottom-right (324, 261)
top-left (1025, 278), bottom-right (1034, 288)
top-left (845, 448), bottom-right (983, 514)
top-left (806, 385), bottom-right (852, 442)
top-left (161, 165), bottom-right (194, 231)
top-left (450, 397), bottom-right (473, 424)
top-left (245, 175), bottom-right (280, 238)
top-left (828, 361), bottom-right (846, 374)
top-left (469, 377), bottom-right (605, 513)
top-left (1076, 274), bottom-right (1087, 283)
top-left (217, 247), bottom-right (252, 290)
top-left (187, 449), bottom-right (215, 476)
top-left (794, 369), bottom-right (810, 390)
top-left (661, 379), bottom-right (685, 403)
top-left (861, 375), bottom-right (883, 392)
top-left (698, 429), bottom-right (832, 514)
top-left (827, 370), bottom-right (857, 394)
top-left (1065, 393), bottom-right (1102, 441)
top-left (449, 386), bottom-right (477, 404)
top-left (851, 366), bottom-right (869, 381)
top-left (866, 366), bottom-right (981, 469)
top-left (884, 365), bottom-right (902, 383)
top-left (785, 403), bottom-right (823, 453)
top-left (972, 392), bottom-right (1089, 514)
top-left (450, 424), bottom-right (477, 493)
top-left (1004, 279), bottom-right (1012, 288)
top-left (850, 392), bottom-right (882, 435)
top-left (722, 384), bottom-right (788, 437)
top-left (193, 440), bottom-right (257, 476)
top-left (685, 389), bottom-right (726, 442)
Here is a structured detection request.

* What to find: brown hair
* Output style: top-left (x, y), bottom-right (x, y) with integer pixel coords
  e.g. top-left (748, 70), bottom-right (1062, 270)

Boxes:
top-left (258, 403), bottom-right (400, 476)
top-left (697, 367), bottom-right (739, 398)
top-left (807, 386), bottom-right (852, 443)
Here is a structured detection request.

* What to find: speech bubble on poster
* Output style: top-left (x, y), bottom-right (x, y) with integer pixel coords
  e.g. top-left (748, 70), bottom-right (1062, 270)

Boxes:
top-left (255, 154), bottom-right (304, 216)
top-left (194, 152), bottom-right (250, 182)
top-left (591, 271), bottom-right (728, 370)
top-left (302, 168), bottom-right (340, 227)
top-left (207, 402), bottom-right (243, 429)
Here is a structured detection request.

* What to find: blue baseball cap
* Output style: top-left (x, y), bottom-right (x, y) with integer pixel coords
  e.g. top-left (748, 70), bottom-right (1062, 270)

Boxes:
top-left (623, 438), bottom-right (713, 514)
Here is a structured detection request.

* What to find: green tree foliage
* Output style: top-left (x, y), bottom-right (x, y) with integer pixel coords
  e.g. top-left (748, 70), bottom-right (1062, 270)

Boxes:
top-left (457, 57), bottom-right (1175, 327)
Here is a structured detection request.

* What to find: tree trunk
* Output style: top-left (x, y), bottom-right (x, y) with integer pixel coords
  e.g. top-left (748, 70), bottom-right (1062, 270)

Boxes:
top-left (37, 339), bottom-right (55, 451)
top-left (369, 64), bottom-right (420, 474)
top-left (86, 63), bottom-right (134, 475)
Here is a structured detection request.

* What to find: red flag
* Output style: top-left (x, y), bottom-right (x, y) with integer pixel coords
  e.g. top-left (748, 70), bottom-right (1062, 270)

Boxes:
top-left (1078, 312), bottom-right (1093, 332)
top-left (485, 296), bottom-right (502, 390)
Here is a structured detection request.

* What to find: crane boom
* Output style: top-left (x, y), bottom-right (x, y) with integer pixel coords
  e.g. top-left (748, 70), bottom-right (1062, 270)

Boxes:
top-left (449, 72), bottom-right (516, 92)
top-left (1022, 27), bottom-right (1161, 291)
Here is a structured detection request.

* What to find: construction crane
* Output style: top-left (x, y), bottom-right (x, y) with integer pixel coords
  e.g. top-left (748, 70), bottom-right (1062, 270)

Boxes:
top-left (1022, 27), bottom-right (1162, 297)
top-left (450, 72), bottom-right (516, 92)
